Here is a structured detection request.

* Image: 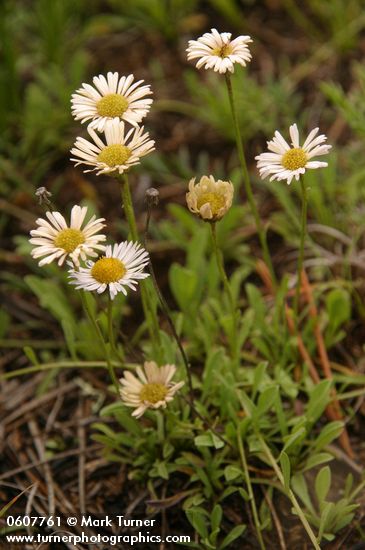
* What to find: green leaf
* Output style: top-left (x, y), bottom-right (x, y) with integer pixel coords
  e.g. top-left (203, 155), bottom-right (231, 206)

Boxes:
top-left (23, 346), bottom-right (38, 366)
top-left (306, 380), bottom-right (332, 423)
top-left (282, 426), bottom-right (307, 454)
top-left (246, 283), bottom-right (266, 324)
top-left (224, 465), bottom-right (243, 482)
top-left (202, 348), bottom-right (227, 397)
top-left (238, 391), bottom-right (256, 418)
top-left (302, 452), bottom-right (334, 472)
top-left (210, 504), bottom-right (222, 534)
top-left (25, 275), bottom-right (75, 330)
top-left (252, 362), bottom-right (268, 400)
top-left (315, 466), bottom-right (331, 503)
top-left (255, 385), bottom-right (278, 418)
top-left (291, 474), bottom-right (315, 514)
top-left (100, 404), bottom-right (142, 436)
top-left (325, 288), bottom-right (351, 343)
top-left (344, 473), bottom-right (354, 497)
top-left (0, 484), bottom-right (36, 518)
top-left (169, 263), bottom-right (198, 312)
top-left (280, 452), bottom-right (291, 490)
top-left (155, 461), bottom-right (169, 480)
top-left (318, 502), bottom-right (335, 542)
top-left (220, 524), bottom-right (246, 549)
top-left (62, 318), bottom-right (77, 359)
top-left (335, 512), bottom-right (356, 531)
top-left (186, 507), bottom-right (209, 539)
top-left (314, 421), bottom-right (344, 451)
top-left (194, 432), bottom-right (225, 449)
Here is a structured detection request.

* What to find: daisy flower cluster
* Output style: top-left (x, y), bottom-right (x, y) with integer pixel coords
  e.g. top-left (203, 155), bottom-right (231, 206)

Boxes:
top-left (185, 29), bottom-right (332, 186)
top-left (28, 71), bottom-right (184, 419)
top-left (70, 71), bottom-right (155, 176)
top-left (29, 69), bottom-right (159, 301)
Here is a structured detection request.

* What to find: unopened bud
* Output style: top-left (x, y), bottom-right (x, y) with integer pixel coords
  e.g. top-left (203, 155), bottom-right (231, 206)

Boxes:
top-left (145, 187), bottom-right (159, 207)
top-left (35, 187), bottom-right (52, 206)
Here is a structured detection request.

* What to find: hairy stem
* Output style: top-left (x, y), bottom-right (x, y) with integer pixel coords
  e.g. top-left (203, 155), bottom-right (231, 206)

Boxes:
top-left (119, 174), bottom-right (162, 360)
top-left (210, 222), bottom-right (239, 364)
top-left (80, 292), bottom-right (121, 398)
top-left (294, 176), bottom-right (307, 325)
top-left (107, 295), bottom-right (124, 361)
top-left (225, 73), bottom-right (277, 290)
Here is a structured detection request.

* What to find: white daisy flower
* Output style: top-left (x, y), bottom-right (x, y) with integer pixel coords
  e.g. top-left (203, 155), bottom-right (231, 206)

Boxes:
top-left (186, 175), bottom-right (234, 221)
top-left (70, 119), bottom-right (155, 176)
top-left (29, 205), bottom-right (106, 267)
top-left (255, 123), bottom-right (332, 185)
top-left (119, 361), bottom-right (184, 418)
top-left (186, 28), bottom-right (252, 74)
top-left (71, 72), bottom-right (153, 131)
top-left (69, 241), bottom-right (150, 300)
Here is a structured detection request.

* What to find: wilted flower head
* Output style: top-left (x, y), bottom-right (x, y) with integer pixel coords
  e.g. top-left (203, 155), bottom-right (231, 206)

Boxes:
top-left (35, 187), bottom-right (52, 206)
top-left (255, 124), bottom-right (331, 185)
top-left (186, 28), bottom-right (252, 74)
top-left (70, 119), bottom-right (155, 176)
top-left (29, 205), bottom-right (106, 267)
top-left (69, 241), bottom-right (149, 300)
top-left (119, 361), bottom-right (184, 418)
top-left (186, 175), bottom-right (234, 221)
top-left (71, 72), bottom-right (153, 131)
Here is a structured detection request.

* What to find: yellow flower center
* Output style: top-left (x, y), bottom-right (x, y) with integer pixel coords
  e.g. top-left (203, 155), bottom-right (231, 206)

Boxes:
top-left (212, 43), bottom-right (233, 58)
top-left (54, 228), bottom-right (85, 253)
top-left (97, 144), bottom-right (131, 167)
top-left (140, 383), bottom-right (168, 404)
top-left (96, 93), bottom-right (129, 117)
top-left (91, 257), bottom-right (126, 284)
top-left (197, 192), bottom-right (226, 216)
top-left (281, 148), bottom-right (308, 171)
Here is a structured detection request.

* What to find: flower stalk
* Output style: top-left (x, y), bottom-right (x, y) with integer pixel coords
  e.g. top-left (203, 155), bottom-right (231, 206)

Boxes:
top-left (80, 291), bottom-right (120, 398)
top-left (119, 174), bottom-right (162, 360)
top-left (294, 176), bottom-right (307, 324)
top-left (210, 222), bottom-right (239, 364)
top-left (225, 74), bottom-right (277, 290)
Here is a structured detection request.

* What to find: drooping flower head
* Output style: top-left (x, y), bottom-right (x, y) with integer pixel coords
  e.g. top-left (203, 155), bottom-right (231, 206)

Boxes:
top-left (186, 28), bottom-right (252, 74)
top-left (29, 205), bottom-right (106, 267)
top-left (255, 124), bottom-right (331, 185)
top-left (186, 175), bottom-right (234, 221)
top-left (119, 361), bottom-right (184, 418)
top-left (71, 72), bottom-right (153, 131)
top-left (69, 241), bottom-right (149, 300)
top-left (70, 119), bottom-right (155, 176)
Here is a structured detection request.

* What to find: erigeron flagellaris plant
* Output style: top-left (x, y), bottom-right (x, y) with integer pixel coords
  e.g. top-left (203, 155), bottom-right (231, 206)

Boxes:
top-left (26, 31), bottom-right (360, 549)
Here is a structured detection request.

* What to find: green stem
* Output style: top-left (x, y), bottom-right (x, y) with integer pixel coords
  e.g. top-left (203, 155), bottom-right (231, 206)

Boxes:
top-left (156, 410), bottom-right (165, 444)
top-left (119, 174), bottom-right (162, 360)
top-left (225, 74), bottom-right (277, 290)
top-left (0, 361), bottom-right (117, 381)
top-left (257, 433), bottom-right (321, 550)
top-left (80, 292), bottom-right (121, 398)
top-left (107, 295), bottom-right (124, 361)
top-left (237, 434), bottom-right (266, 550)
top-left (210, 222), bottom-right (239, 364)
top-left (120, 174), bottom-right (138, 240)
top-left (294, 176), bottom-right (307, 325)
